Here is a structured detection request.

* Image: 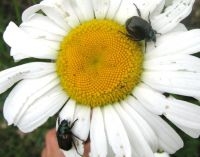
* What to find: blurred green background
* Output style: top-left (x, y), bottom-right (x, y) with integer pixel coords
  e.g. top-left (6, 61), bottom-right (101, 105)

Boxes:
top-left (0, 0), bottom-right (200, 157)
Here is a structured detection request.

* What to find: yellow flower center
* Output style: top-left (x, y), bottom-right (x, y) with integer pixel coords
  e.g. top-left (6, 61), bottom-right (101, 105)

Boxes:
top-left (56, 19), bottom-right (143, 107)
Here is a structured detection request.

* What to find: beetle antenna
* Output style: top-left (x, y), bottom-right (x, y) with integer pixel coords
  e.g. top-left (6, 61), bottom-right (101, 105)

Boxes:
top-left (133, 3), bottom-right (141, 17)
top-left (70, 119), bottom-right (78, 129)
top-left (72, 133), bottom-right (85, 142)
top-left (148, 12), bottom-right (151, 25)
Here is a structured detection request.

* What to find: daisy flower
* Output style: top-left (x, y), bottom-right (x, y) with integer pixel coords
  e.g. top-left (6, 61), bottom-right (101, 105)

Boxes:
top-left (1, 0), bottom-right (200, 156)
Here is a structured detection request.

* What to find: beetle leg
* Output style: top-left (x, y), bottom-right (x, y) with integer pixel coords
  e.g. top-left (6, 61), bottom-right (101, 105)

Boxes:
top-left (130, 36), bottom-right (141, 41)
top-left (153, 41), bottom-right (157, 48)
top-left (68, 120), bottom-right (71, 127)
top-left (72, 139), bottom-right (83, 156)
top-left (155, 30), bottom-right (162, 36)
top-left (58, 116), bottom-right (60, 125)
top-left (72, 133), bottom-right (85, 142)
top-left (145, 40), bottom-right (147, 53)
top-left (126, 34), bottom-right (141, 41)
top-left (118, 31), bottom-right (126, 36)
top-left (119, 31), bottom-right (141, 41)
top-left (133, 3), bottom-right (141, 17)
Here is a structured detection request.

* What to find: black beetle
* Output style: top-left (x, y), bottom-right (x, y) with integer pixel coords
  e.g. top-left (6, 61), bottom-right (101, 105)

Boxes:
top-left (125, 3), bottom-right (159, 49)
top-left (56, 118), bottom-right (83, 156)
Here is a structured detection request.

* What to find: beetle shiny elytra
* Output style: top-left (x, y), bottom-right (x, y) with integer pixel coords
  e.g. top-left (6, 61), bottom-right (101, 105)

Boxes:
top-left (56, 118), bottom-right (83, 156)
top-left (125, 3), bottom-right (158, 47)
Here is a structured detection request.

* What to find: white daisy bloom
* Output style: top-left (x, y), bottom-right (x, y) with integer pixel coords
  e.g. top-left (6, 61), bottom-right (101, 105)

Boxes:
top-left (1, 0), bottom-right (200, 156)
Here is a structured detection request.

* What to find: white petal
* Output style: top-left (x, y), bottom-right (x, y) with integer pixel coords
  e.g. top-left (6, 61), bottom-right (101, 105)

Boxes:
top-left (113, 0), bottom-right (139, 24)
top-left (107, 145), bottom-right (115, 157)
top-left (142, 71), bottom-right (200, 97)
top-left (146, 29), bottom-right (200, 59)
top-left (121, 100), bottom-right (159, 152)
top-left (164, 97), bottom-right (200, 131)
top-left (39, 4), bottom-right (71, 31)
top-left (151, 0), bottom-right (165, 17)
top-left (154, 152), bottom-right (170, 157)
top-left (136, 17), bottom-right (187, 55)
top-left (10, 48), bottom-right (30, 61)
top-left (172, 123), bottom-right (200, 138)
top-left (152, 0), bottom-right (195, 33)
top-left (69, 0), bottom-right (94, 23)
top-left (147, 0), bottom-right (165, 16)
top-left (22, 4), bottom-right (44, 21)
top-left (20, 25), bottom-right (63, 42)
top-left (54, 0), bottom-right (80, 28)
top-left (0, 62), bottom-right (55, 94)
top-left (62, 151), bottom-right (76, 157)
top-left (22, 0), bottom-right (79, 29)
top-left (20, 26), bottom-right (60, 50)
top-left (3, 22), bottom-right (58, 60)
top-left (165, 0), bottom-right (173, 6)
top-left (22, 3), bottom-right (70, 30)
top-left (114, 103), bottom-right (155, 157)
top-left (114, 0), bottom-right (164, 24)
top-left (144, 54), bottom-right (200, 72)
top-left (58, 99), bottom-right (76, 123)
top-left (90, 107), bottom-right (107, 157)
top-left (133, 83), bottom-right (166, 115)
top-left (17, 86), bottom-right (67, 132)
top-left (147, 23), bottom-right (187, 51)
top-left (103, 105), bottom-right (131, 157)
top-left (22, 13), bottom-right (66, 36)
top-left (12, 55), bottom-right (32, 62)
top-left (126, 96), bottom-right (183, 154)
top-left (167, 23), bottom-right (187, 33)
top-left (92, 0), bottom-right (109, 19)
top-left (3, 73), bottom-right (59, 126)
top-left (106, 0), bottom-right (122, 19)
top-left (40, 38), bottom-right (60, 50)
top-left (72, 105), bottom-right (91, 141)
